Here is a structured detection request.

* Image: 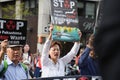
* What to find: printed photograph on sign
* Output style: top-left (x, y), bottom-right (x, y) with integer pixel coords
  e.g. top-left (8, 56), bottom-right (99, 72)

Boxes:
top-left (51, 0), bottom-right (80, 42)
top-left (52, 25), bottom-right (80, 42)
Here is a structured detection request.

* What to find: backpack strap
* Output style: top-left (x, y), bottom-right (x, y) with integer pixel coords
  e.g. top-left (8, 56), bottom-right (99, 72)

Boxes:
top-left (21, 63), bottom-right (28, 79)
top-left (0, 60), bottom-right (8, 77)
top-left (0, 60), bottom-right (28, 79)
top-left (21, 63), bottom-right (27, 71)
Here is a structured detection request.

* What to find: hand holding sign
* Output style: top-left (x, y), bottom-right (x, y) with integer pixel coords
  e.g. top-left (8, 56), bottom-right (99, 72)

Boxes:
top-left (49, 24), bottom-right (53, 33)
top-left (48, 24), bottom-right (54, 40)
top-left (78, 29), bottom-right (82, 40)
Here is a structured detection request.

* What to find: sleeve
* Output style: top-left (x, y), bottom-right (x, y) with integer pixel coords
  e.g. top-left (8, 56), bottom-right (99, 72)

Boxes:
top-left (61, 42), bottom-right (80, 65)
top-left (41, 39), bottom-right (51, 66)
top-left (78, 47), bottom-right (91, 67)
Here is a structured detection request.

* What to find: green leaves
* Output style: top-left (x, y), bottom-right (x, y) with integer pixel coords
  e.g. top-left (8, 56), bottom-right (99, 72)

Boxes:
top-left (2, 2), bottom-right (31, 19)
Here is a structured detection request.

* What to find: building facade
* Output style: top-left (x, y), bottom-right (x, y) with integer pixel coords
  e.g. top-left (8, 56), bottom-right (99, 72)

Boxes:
top-left (37, 0), bottom-right (102, 55)
top-left (0, 0), bottom-right (102, 54)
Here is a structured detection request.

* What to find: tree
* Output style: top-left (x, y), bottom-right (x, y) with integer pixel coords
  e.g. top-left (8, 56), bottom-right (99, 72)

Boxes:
top-left (2, 2), bottom-right (32, 19)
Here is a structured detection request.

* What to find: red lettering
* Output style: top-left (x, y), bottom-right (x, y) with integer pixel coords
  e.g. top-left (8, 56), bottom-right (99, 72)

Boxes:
top-left (0, 35), bottom-right (9, 40)
top-left (66, 14), bottom-right (76, 19)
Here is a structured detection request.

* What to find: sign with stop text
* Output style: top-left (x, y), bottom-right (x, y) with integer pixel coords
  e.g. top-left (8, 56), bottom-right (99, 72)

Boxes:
top-left (51, 0), bottom-right (80, 42)
top-left (0, 18), bottom-right (27, 45)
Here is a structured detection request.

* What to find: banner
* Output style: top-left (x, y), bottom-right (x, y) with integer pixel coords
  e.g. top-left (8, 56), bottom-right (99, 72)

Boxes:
top-left (51, 0), bottom-right (80, 42)
top-left (0, 18), bottom-right (27, 45)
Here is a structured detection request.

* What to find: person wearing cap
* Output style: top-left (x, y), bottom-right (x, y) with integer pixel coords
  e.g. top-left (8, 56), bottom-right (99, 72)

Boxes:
top-left (0, 40), bottom-right (30, 80)
top-left (78, 34), bottom-right (100, 76)
top-left (41, 25), bottom-right (82, 77)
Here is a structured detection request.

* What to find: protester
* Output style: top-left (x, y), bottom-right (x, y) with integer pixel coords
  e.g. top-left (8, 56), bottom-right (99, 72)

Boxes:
top-left (75, 47), bottom-right (84, 66)
top-left (0, 40), bottom-right (30, 80)
top-left (66, 56), bottom-right (80, 76)
top-left (78, 34), bottom-right (100, 76)
top-left (93, 0), bottom-right (120, 80)
top-left (22, 44), bottom-right (31, 66)
top-left (22, 43), bottom-right (34, 78)
top-left (34, 53), bottom-right (42, 78)
top-left (41, 25), bottom-right (82, 77)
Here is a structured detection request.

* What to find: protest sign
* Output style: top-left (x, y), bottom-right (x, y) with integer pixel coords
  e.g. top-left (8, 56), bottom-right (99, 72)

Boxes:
top-left (0, 18), bottom-right (27, 45)
top-left (51, 0), bottom-right (80, 42)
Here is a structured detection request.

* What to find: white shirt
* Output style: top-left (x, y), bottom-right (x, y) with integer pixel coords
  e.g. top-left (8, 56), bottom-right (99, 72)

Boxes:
top-left (41, 39), bottom-right (80, 77)
top-left (22, 53), bottom-right (31, 65)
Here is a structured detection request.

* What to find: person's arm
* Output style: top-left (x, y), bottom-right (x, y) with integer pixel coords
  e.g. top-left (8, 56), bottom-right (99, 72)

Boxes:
top-left (41, 39), bottom-right (51, 66)
top-left (0, 40), bottom-right (8, 64)
top-left (41, 24), bottom-right (53, 66)
top-left (61, 30), bottom-right (82, 65)
top-left (48, 24), bottom-right (53, 41)
top-left (78, 34), bottom-right (94, 67)
top-left (78, 47), bottom-right (91, 67)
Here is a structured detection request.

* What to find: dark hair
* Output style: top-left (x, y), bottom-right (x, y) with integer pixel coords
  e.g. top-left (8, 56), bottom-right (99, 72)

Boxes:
top-left (22, 43), bottom-right (31, 56)
top-left (50, 41), bottom-right (62, 51)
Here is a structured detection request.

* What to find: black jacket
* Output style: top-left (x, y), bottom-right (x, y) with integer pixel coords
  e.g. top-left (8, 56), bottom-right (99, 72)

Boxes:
top-left (94, 0), bottom-right (120, 80)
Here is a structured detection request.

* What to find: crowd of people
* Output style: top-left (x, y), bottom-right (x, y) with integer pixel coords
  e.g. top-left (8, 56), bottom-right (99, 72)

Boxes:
top-left (1, 0), bottom-right (119, 79)
top-left (1, 0), bottom-right (116, 78)
top-left (0, 24), bottom-right (101, 80)
top-left (0, 41), bottom-right (42, 80)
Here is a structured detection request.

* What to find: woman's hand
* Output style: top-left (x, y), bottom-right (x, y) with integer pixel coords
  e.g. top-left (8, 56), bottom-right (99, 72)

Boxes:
top-left (78, 30), bottom-right (82, 39)
top-left (49, 24), bottom-right (53, 34)
top-left (75, 29), bottom-right (82, 43)
top-left (48, 24), bottom-right (53, 40)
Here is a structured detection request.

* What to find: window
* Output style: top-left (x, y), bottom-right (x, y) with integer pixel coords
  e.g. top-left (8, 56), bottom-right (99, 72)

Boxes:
top-left (30, 0), bottom-right (35, 8)
top-left (25, 0), bottom-right (29, 9)
top-left (24, 0), bottom-right (38, 15)
top-left (77, 2), bottom-right (84, 16)
top-left (85, 2), bottom-right (95, 19)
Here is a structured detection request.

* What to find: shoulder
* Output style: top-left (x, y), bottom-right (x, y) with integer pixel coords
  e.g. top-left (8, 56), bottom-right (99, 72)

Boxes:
top-left (20, 63), bottom-right (28, 71)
